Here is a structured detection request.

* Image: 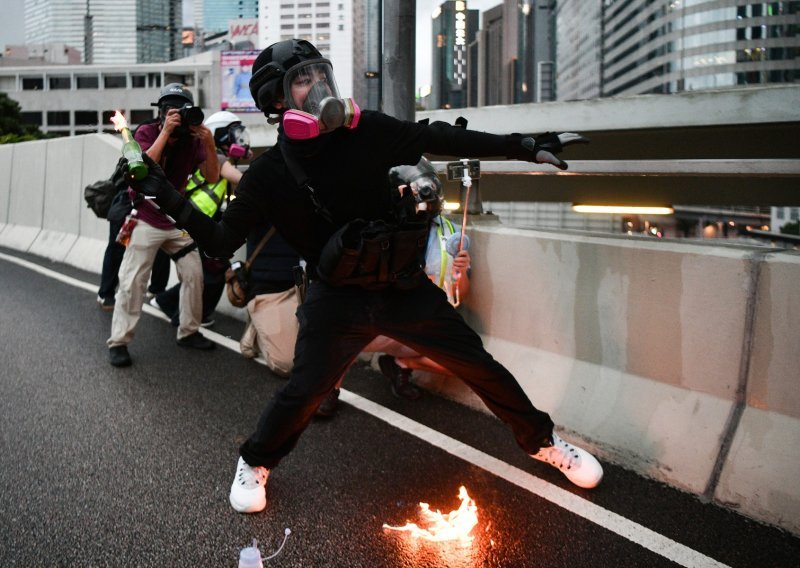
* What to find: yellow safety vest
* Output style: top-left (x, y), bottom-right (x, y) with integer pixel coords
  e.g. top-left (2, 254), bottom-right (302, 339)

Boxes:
top-left (185, 170), bottom-right (228, 218)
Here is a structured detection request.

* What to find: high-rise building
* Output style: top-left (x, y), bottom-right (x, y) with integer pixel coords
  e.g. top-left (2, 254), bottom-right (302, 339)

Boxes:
top-left (467, 1), bottom-right (555, 108)
top-left (557, 0), bottom-right (800, 101)
top-left (555, 0), bottom-right (602, 101)
top-left (199, 0), bottom-right (259, 35)
top-left (431, 1), bottom-right (479, 109)
top-left (23, 0), bottom-right (181, 65)
top-left (258, 0), bottom-right (356, 98)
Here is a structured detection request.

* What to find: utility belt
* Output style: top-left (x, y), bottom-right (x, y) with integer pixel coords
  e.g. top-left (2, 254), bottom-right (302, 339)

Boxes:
top-left (278, 144), bottom-right (428, 291)
top-left (317, 219), bottom-right (429, 290)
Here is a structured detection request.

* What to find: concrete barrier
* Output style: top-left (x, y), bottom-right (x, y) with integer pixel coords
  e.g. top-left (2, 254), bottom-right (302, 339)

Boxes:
top-left (1, 135), bottom-right (798, 535)
top-left (412, 224), bottom-right (800, 534)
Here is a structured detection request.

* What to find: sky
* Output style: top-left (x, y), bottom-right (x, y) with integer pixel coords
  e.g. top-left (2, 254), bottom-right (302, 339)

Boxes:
top-left (2, 0), bottom-right (500, 91)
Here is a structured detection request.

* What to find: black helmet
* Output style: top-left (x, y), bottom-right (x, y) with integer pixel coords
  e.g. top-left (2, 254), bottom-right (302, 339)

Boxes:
top-left (153, 83), bottom-right (194, 108)
top-left (389, 157), bottom-right (443, 203)
top-left (249, 39), bottom-right (324, 115)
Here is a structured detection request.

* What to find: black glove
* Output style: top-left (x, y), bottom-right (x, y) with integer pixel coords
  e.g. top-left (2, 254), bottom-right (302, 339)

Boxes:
top-left (127, 153), bottom-right (193, 224)
top-left (510, 132), bottom-right (589, 170)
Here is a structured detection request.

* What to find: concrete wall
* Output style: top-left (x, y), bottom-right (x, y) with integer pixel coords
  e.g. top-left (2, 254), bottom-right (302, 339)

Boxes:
top-left (0, 134), bottom-right (247, 316)
top-left (411, 224), bottom-right (800, 535)
top-left (1, 135), bottom-right (798, 535)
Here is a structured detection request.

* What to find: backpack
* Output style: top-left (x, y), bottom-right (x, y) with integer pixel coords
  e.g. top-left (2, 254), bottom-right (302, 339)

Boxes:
top-left (84, 157), bottom-right (129, 219)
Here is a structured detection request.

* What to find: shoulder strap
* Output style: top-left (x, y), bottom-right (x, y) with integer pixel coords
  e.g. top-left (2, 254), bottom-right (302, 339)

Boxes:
top-left (246, 227), bottom-right (277, 266)
top-left (278, 144), bottom-right (334, 225)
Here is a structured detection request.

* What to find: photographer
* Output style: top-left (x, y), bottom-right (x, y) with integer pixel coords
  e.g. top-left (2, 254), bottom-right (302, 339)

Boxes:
top-left (107, 84), bottom-right (219, 367)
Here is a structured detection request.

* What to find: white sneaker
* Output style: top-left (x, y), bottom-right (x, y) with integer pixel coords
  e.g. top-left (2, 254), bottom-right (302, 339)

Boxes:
top-left (229, 456), bottom-right (269, 513)
top-left (532, 432), bottom-right (603, 489)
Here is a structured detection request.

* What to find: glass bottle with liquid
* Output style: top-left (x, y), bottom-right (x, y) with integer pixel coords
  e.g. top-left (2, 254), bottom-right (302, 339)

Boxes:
top-left (120, 127), bottom-right (148, 181)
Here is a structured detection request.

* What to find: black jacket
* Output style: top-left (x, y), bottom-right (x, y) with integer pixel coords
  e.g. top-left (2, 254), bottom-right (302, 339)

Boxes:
top-left (180, 110), bottom-right (523, 276)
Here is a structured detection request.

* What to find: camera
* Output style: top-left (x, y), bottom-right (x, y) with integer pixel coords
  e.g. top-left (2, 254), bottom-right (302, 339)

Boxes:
top-left (178, 103), bottom-right (204, 126)
top-left (415, 180), bottom-right (437, 202)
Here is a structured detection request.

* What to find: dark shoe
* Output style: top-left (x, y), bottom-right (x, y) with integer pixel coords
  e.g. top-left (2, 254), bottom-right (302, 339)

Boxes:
top-left (378, 355), bottom-right (421, 401)
top-left (176, 332), bottom-right (215, 350)
top-left (200, 317), bottom-right (215, 328)
top-left (109, 345), bottom-right (132, 367)
top-left (97, 295), bottom-right (115, 312)
top-left (316, 389), bottom-right (340, 418)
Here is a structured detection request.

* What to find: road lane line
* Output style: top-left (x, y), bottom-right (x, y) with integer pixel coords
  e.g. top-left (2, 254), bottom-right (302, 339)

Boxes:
top-left (0, 250), bottom-right (729, 568)
top-left (341, 391), bottom-right (728, 568)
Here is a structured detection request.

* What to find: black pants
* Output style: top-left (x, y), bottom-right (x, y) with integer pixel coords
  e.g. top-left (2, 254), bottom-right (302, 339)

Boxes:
top-left (98, 219), bottom-right (170, 300)
top-left (239, 277), bottom-right (554, 469)
top-left (155, 257), bottom-right (228, 325)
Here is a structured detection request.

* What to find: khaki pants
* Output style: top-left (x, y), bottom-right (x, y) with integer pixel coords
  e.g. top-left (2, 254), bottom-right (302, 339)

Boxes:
top-left (240, 288), bottom-right (299, 377)
top-left (107, 221), bottom-right (203, 347)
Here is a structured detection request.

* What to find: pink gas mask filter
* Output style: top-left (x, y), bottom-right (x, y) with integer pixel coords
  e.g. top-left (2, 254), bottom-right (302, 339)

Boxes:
top-left (282, 97), bottom-right (360, 140)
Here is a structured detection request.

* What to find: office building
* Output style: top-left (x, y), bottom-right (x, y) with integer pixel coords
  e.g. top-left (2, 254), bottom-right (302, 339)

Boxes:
top-left (468, 1), bottom-right (555, 108)
top-left (23, 0), bottom-right (181, 65)
top-left (431, 1), bottom-right (479, 109)
top-left (259, 0), bottom-right (355, 98)
top-left (556, 0), bottom-right (800, 101)
top-left (554, 0), bottom-right (602, 101)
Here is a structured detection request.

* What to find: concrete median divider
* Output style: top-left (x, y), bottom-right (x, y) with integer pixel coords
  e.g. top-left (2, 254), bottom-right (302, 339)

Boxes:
top-left (413, 224), bottom-right (800, 535)
top-left (1, 134), bottom-right (798, 534)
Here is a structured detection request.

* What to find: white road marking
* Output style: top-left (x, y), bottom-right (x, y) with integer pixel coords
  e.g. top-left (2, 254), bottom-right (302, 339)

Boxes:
top-left (0, 250), bottom-right (729, 567)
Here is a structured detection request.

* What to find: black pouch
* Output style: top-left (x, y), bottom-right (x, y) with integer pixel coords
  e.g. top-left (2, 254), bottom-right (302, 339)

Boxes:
top-left (84, 157), bottom-right (128, 219)
top-left (106, 190), bottom-right (133, 223)
top-left (318, 219), bottom-right (429, 290)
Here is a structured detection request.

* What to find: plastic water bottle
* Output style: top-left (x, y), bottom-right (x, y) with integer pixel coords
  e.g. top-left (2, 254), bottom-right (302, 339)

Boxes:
top-left (238, 539), bottom-right (264, 568)
top-left (116, 208), bottom-right (138, 247)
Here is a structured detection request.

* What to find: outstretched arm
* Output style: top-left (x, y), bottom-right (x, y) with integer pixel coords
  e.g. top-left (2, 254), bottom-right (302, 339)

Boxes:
top-left (422, 121), bottom-right (589, 170)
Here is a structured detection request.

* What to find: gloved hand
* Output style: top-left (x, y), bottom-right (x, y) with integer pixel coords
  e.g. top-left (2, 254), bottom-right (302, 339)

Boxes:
top-left (514, 132), bottom-right (589, 170)
top-left (126, 153), bottom-right (187, 217)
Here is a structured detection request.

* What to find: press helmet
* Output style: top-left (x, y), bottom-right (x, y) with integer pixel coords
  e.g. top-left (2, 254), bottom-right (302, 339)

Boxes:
top-left (153, 83), bottom-right (194, 108)
top-left (249, 39), bottom-right (326, 115)
top-left (204, 111), bottom-right (241, 146)
top-left (204, 110), bottom-right (251, 158)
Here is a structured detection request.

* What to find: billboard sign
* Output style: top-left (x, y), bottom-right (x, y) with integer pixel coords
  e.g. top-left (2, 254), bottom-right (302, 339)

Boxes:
top-left (229, 18), bottom-right (258, 49)
top-left (220, 50), bottom-right (259, 112)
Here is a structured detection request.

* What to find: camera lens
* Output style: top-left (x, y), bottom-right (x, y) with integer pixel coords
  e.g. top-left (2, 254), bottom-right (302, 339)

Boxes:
top-left (417, 184), bottom-right (434, 199)
top-left (179, 104), bottom-right (205, 126)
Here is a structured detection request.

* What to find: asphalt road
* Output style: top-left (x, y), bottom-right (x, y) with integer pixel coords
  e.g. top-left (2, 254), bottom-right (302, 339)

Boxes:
top-left (0, 246), bottom-right (798, 567)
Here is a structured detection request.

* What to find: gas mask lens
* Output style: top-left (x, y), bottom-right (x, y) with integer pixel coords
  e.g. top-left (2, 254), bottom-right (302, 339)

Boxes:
top-left (227, 125), bottom-right (250, 159)
top-left (284, 61), bottom-right (340, 113)
top-left (229, 125), bottom-right (250, 147)
top-left (281, 60), bottom-right (361, 140)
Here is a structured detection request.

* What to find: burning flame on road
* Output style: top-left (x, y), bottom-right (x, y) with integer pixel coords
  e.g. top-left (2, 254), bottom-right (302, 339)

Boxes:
top-left (383, 486), bottom-right (478, 542)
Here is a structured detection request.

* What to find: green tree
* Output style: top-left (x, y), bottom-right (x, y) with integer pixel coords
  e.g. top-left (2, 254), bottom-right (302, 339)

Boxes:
top-left (0, 92), bottom-right (48, 144)
top-left (779, 220), bottom-right (799, 236)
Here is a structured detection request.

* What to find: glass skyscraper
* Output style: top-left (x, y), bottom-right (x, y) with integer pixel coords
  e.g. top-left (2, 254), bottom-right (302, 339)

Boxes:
top-left (556, 0), bottom-right (799, 100)
top-left (24, 0), bottom-right (181, 64)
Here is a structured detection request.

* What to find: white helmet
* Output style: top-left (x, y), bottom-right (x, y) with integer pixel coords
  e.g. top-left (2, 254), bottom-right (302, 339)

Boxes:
top-left (204, 111), bottom-right (250, 157)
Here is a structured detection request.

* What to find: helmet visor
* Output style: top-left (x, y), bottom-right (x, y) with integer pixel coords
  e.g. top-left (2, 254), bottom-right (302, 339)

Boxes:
top-left (282, 61), bottom-right (341, 115)
top-left (229, 124), bottom-right (250, 147)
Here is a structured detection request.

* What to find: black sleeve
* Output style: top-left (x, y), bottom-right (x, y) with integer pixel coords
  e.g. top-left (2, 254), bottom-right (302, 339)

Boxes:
top-left (359, 111), bottom-right (530, 166)
top-left (180, 174), bottom-right (266, 259)
top-left (421, 120), bottom-right (529, 160)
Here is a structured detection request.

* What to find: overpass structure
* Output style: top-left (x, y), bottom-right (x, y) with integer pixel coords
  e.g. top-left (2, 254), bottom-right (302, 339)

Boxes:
top-left (1, 87), bottom-right (799, 536)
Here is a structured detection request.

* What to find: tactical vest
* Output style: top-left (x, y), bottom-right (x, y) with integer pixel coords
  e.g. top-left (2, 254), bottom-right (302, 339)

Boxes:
top-left (185, 170), bottom-right (228, 219)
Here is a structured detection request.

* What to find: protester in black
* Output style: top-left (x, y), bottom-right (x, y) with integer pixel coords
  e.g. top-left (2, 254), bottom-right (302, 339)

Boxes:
top-left (131, 39), bottom-right (603, 514)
